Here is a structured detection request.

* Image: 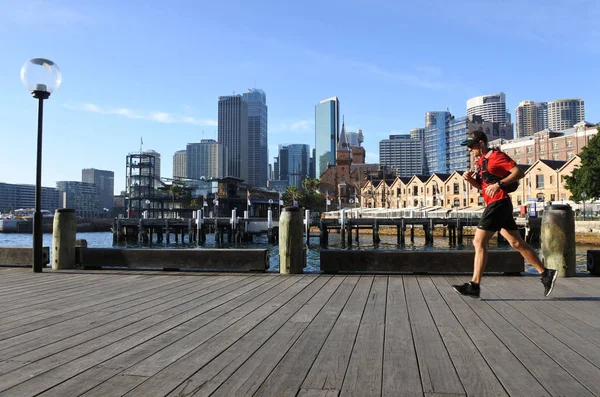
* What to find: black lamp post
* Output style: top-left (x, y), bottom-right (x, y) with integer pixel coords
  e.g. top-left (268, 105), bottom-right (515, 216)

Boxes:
top-left (21, 58), bottom-right (62, 273)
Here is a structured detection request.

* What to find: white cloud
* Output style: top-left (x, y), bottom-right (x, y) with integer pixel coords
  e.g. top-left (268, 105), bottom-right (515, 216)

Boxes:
top-left (2, 0), bottom-right (84, 25)
top-left (271, 119), bottom-right (314, 134)
top-left (64, 102), bottom-right (217, 126)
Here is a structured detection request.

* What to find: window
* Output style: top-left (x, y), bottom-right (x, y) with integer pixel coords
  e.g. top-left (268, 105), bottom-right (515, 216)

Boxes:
top-left (527, 147), bottom-right (532, 153)
top-left (453, 183), bottom-right (459, 194)
top-left (551, 194), bottom-right (556, 201)
top-left (478, 196), bottom-right (484, 206)
top-left (567, 152), bottom-right (573, 159)
top-left (540, 144), bottom-right (545, 151)
top-left (528, 158), bottom-right (533, 165)
top-left (549, 175), bottom-right (553, 184)
top-left (517, 196), bottom-right (522, 205)
top-left (327, 176), bottom-right (331, 182)
top-left (427, 188), bottom-right (430, 194)
top-left (536, 175), bottom-right (544, 188)
top-left (446, 185), bottom-right (449, 192)
top-left (553, 143), bottom-right (559, 149)
top-left (470, 198), bottom-right (474, 203)
top-left (515, 149), bottom-right (521, 155)
top-left (567, 141), bottom-right (573, 147)
top-left (553, 154), bottom-right (559, 160)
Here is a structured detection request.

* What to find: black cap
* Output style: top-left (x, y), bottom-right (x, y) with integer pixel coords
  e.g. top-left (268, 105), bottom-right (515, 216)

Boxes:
top-left (460, 130), bottom-right (488, 146)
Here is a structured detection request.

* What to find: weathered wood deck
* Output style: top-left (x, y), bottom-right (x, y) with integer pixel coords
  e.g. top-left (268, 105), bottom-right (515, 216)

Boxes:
top-left (1, 268), bottom-right (600, 397)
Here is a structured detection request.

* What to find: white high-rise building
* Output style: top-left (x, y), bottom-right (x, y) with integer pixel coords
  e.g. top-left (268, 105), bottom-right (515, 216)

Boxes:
top-left (186, 140), bottom-right (224, 180)
top-left (467, 92), bottom-right (510, 124)
top-left (547, 99), bottom-right (585, 131)
top-left (172, 150), bottom-right (187, 179)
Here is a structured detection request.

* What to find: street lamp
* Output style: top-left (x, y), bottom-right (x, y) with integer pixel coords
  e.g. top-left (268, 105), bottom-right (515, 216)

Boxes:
top-left (21, 58), bottom-right (61, 273)
top-left (145, 199), bottom-right (151, 219)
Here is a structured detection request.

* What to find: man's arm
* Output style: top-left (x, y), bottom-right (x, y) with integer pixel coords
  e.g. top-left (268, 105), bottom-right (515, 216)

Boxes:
top-left (463, 170), bottom-right (481, 190)
top-left (501, 165), bottom-right (524, 185)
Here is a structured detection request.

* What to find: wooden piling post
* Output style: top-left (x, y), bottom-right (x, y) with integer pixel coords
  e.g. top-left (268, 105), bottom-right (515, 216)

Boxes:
top-left (410, 224), bottom-right (415, 243)
top-left (347, 222), bottom-right (353, 247)
top-left (340, 210), bottom-right (346, 248)
top-left (320, 221), bottom-right (328, 248)
top-left (165, 220), bottom-right (170, 244)
top-left (373, 220), bottom-right (380, 245)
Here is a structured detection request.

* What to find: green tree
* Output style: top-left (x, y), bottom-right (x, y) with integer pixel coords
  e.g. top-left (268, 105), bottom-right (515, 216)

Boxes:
top-left (564, 127), bottom-right (600, 202)
top-left (282, 185), bottom-right (326, 212)
top-left (301, 177), bottom-right (320, 192)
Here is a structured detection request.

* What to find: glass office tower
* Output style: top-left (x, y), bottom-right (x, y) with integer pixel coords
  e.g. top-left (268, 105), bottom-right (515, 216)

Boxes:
top-left (315, 97), bottom-right (340, 177)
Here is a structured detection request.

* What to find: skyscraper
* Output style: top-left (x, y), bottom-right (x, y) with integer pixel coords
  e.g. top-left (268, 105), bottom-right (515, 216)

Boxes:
top-left (278, 144), bottom-right (310, 189)
top-left (218, 95), bottom-right (248, 181)
top-left (315, 96), bottom-right (340, 177)
top-left (423, 111), bottom-right (452, 174)
top-left (172, 150), bottom-right (187, 179)
top-left (243, 88), bottom-right (268, 187)
top-left (467, 92), bottom-right (510, 124)
top-left (81, 168), bottom-right (114, 213)
top-left (379, 135), bottom-right (423, 177)
top-left (547, 99), bottom-right (585, 131)
top-left (515, 101), bottom-right (548, 138)
top-left (186, 140), bottom-right (224, 180)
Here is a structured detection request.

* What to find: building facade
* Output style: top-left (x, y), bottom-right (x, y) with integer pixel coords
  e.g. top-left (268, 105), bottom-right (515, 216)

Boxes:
top-left (172, 150), bottom-right (187, 179)
top-left (379, 134), bottom-right (423, 177)
top-left (467, 92), bottom-right (510, 124)
top-left (0, 183), bottom-right (59, 213)
top-left (81, 168), bottom-right (115, 214)
top-left (279, 144), bottom-right (310, 189)
top-left (218, 95), bottom-right (248, 181)
top-left (56, 181), bottom-right (99, 219)
top-left (423, 111), bottom-right (452, 174)
top-left (186, 140), bottom-right (224, 180)
top-left (315, 96), bottom-right (340, 177)
top-left (547, 99), bottom-right (585, 131)
top-left (515, 100), bottom-right (548, 138)
top-left (243, 88), bottom-right (268, 187)
top-left (493, 121), bottom-right (597, 165)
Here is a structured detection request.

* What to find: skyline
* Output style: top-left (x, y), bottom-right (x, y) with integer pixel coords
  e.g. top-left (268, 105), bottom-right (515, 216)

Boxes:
top-left (0, 0), bottom-right (598, 194)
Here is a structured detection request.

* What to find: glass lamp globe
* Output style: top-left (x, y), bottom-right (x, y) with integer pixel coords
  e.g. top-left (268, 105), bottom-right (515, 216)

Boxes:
top-left (20, 58), bottom-right (62, 94)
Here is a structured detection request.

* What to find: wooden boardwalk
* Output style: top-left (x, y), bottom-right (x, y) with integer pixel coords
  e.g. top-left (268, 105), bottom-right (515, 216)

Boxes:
top-left (1, 268), bottom-right (600, 396)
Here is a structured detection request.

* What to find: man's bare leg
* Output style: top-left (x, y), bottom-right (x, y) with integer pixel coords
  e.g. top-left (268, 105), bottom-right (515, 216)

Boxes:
top-left (500, 228), bottom-right (545, 273)
top-left (472, 228), bottom-right (496, 284)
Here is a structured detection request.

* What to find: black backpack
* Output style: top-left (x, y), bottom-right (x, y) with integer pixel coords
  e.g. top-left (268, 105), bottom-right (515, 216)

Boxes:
top-left (479, 150), bottom-right (520, 193)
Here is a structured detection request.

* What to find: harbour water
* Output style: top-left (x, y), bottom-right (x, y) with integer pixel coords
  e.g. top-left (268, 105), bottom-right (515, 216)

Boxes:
top-left (0, 232), bottom-right (595, 274)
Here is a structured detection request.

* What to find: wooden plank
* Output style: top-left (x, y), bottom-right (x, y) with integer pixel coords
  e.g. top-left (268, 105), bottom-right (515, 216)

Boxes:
top-left (0, 275), bottom-right (213, 342)
top-left (124, 276), bottom-right (329, 397)
top-left (417, 277), bottom-right (508, 396)
top-left (35, 367), bottom-right (121, 397)
top-left (297, 389), bottom-right (340, 397)
top-left (0, 276), bottom-right (242, 361)
top-left (338, 276), bottom-right (387, 397)
top-left (381, 276), bottom-right (422, 397)
top-left (206, 276), bottom-right (345, 397)
top-left (433, 276), bottom-right (550, 396)
top-left (300, 277), bottom-right (372, 392)
top-left (449, 276), bottom-right (594, 397)
top-left (79, 374), bottom-right (148, 397)
top-left (0, 275), bottom-right (266, 393)
top-left (81, 248), bottom-right (269, 271)
top-left (320, 250), bottom-right (523, 274)
top-left (251, 276), bottom-right (357, 397)
top-left (481, 277), bottom-right (600, 395)
top-left (38, 276), bottom-right (291, 397)
top-left (113, 275), bottom-right (299, 376)
top-left (405, 276), bottom-right (464, 395)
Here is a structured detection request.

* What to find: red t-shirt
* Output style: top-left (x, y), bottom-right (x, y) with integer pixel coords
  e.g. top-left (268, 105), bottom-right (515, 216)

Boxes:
top-left (476, 150), bottom-right (516, 205)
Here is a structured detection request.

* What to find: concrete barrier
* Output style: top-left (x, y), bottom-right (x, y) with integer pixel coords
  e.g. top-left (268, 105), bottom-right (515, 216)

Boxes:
top-left (0, 246), bottom-right (50, 267)
top-left (79, 248), bottom-right (269, 272)
top-left (320, 250), bottom-right (524, 275)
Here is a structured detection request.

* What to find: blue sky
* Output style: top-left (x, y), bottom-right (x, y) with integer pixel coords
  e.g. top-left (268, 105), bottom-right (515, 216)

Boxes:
top-left (0, 0), bottom-right (598, 194)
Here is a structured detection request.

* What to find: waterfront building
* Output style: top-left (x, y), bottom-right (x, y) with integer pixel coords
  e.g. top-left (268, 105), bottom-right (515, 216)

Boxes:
top-left (243, 88), bottom-right (268, 187)
top-left (423, 111), bottom-right (452, 174)
top-left (0, 183), bottom-right (59, 213)
top-left (218, 95), bottom-right (248, 181)
top-left (315, 96), bottom-right (340, 177)
top-left (56, 181), bottom-right (99, 219)
top-left (82, 168), bottom-right (115, 216)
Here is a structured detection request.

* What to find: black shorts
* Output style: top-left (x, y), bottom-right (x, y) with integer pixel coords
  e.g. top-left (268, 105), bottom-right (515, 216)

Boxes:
top-left (478, 198), bottom-right (518, 232)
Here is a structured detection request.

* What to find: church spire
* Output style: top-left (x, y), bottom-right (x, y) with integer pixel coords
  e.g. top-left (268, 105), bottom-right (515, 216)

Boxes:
top-left (337, 117), bottom-right (350, 151)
